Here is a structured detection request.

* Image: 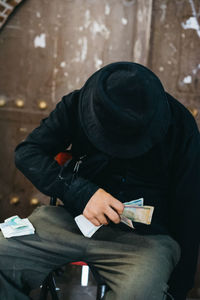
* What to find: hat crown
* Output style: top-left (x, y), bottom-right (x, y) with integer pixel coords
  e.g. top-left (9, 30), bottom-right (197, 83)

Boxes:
top-left (79, 61), bottom-right (171, 158)
top-left (94, 63), bottom-right (165, 135)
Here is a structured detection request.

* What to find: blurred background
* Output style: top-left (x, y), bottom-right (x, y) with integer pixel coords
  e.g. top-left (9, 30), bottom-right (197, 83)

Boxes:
top-left (0, 0), bottom-right (199, 299)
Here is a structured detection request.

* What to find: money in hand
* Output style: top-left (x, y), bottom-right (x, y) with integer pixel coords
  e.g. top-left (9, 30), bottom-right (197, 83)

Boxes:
top-left (75, 198), bottom-right (154, 238)
top-left (122, 205), bottom-right (154, 225)
top-left (120, 198), bottom-right (144, 228)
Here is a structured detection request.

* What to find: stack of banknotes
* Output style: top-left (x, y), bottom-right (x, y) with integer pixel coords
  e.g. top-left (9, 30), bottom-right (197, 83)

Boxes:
top-left (0, 215), bottom-right (35, 238)
top-left (75, 198), bottom-right (154, 238)
top-left (121, 198), bottom-right (154, 228)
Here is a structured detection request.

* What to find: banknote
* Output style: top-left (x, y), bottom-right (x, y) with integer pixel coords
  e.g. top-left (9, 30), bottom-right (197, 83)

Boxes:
top-left (120, 215), bottom-right (135, 228)
top-left (0, 215), bottom-right (35, 238)
top-left (123, 198), bottom-right (144, 207)
top-left (120, 198), bottom-right (143, 228)
top-left (122, 205), bottom-right (154, 225)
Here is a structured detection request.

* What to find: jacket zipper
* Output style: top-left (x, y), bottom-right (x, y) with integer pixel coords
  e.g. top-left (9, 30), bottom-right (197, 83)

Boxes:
top-left (71, 154), bottom-right (87, 183)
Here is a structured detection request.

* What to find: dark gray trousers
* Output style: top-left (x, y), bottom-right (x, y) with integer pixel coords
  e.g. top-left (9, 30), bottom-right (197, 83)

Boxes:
top-left (0, 205), bottom-right (180, 300)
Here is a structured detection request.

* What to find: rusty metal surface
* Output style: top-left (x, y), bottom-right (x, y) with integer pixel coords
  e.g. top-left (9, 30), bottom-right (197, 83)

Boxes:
top-left (0, 0), bottom-right (152, 220)
top-left (0, 111), bottom-right (49, 222)
top-left (0, 0), bottom-right (152, 109)
top-left (149, 0), bottom-right (200, 127)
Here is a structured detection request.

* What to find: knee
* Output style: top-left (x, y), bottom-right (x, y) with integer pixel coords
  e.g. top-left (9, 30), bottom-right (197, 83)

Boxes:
top-left (111, 280), bottom-right (168, 300)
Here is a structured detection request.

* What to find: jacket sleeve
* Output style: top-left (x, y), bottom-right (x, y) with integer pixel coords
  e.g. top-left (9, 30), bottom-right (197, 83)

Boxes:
top-left (14, 91), bottom-right (99, 216)
top-left (168, 125), bottom-right (200, 299)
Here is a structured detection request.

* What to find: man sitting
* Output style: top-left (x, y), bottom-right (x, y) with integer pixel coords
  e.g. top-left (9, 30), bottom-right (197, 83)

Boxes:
top-left (0, 62), bottom-right (199, 300)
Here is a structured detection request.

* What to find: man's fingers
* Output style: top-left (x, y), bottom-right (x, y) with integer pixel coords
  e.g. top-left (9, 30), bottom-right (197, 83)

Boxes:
top-left (83, 210), bottom-right (104, 226)
top-left (83, 189), bottom-right (124, 226)
top-left (90, 218), bottom-right (101, 226)
top-left (84, 215), bottom-right (101, 226)
top-left (109, 197), bottom-right (124, 215)
top-left (105, 206), bottom-right (121, 224)
top-left (97, 214), bottom-right (109, 225)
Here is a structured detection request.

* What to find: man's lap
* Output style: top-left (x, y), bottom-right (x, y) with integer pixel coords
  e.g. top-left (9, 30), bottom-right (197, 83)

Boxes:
top-left (0, 205), bottom-right (181, 299)
top-left (87, 221), bottom-right (180, 298)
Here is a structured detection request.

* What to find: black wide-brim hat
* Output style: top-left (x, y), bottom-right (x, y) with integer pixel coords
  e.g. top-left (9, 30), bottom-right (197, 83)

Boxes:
top-left (79, 61), bottom-right (171, 159)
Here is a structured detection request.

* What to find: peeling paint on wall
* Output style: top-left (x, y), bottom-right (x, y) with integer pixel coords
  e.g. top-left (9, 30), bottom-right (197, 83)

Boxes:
top-left (159, 66), bottom-right (164, 72)
top-left (180, 64), bottom-right (200, 86)
top-left (90, 21), bottom-right (110, 40)
top-left (182, 17), bottom-right (200, 37)
top-left (121, 18), bottom-right (128, 25)
top-left (78, 36), bottom-right (88, 62)
top-left (105, 4), bottom-right (110, 15)
top-left (34, 33), bottom-right (46, 48)
top-left (60, 61), bottom-right (66, 68)
top-left (71, 36), bottom-right (88, 63)
top-left (84, 10), bottom-right (91, 29)
top-left (182, 0), bottom-right (200, 38)
top-left (160, 4), bottom-right (167, 22)
top-left (94, 55), bottom-right (103, 70)
top-left (82, 9), bottom-right (110, 40)
top-left (183, 75), bottom-right (192, 84)
top-left (192, 63), bottom-right (200, 74)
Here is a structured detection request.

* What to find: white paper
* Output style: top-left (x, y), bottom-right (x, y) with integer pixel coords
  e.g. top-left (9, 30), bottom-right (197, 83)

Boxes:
top-left (75, 214), bottom-right (102, 238)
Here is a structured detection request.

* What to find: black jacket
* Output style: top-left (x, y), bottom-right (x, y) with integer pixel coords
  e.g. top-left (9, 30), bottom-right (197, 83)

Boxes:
top-left (15, 90), bottom-right (200, 299)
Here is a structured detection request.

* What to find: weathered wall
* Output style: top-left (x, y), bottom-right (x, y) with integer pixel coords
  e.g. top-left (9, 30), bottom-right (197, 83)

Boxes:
top-left (0, 0), bottom-right (152, 220)
top-left (1, 0), bottom-right (199, 216)
top-left (149, 0), bottom-right (200, 126)
top-left (0, 1), bottom-right (199, 297)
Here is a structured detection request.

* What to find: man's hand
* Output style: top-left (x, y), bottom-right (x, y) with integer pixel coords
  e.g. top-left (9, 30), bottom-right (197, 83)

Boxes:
top-left (83, 188), bottom-right (124, 226)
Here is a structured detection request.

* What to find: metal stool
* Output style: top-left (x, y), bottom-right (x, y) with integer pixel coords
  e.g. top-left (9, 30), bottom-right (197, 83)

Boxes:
top-left (39, 263), bottom-right (107, 300)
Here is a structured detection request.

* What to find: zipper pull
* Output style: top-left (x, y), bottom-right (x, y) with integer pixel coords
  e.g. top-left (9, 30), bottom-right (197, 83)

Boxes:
top-left (73, 155), bottom-right (87, 173)
top-left (73, 160), bottom-right (81, 173)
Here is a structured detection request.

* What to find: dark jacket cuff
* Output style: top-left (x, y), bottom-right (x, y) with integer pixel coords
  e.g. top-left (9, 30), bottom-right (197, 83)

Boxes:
top-left (61, 176), bottom-right (99, 216)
